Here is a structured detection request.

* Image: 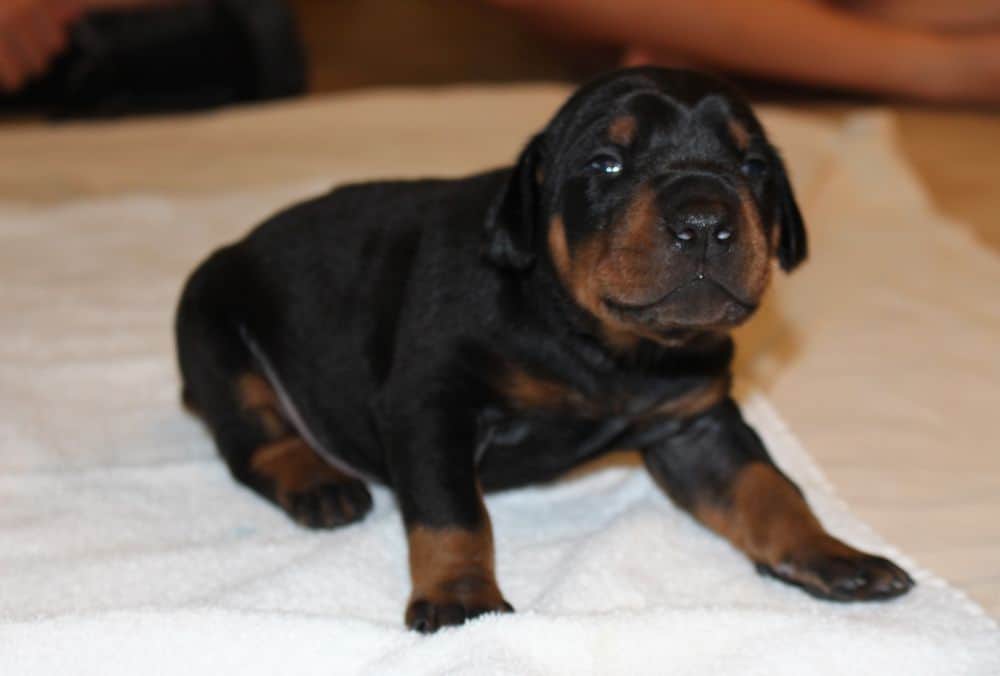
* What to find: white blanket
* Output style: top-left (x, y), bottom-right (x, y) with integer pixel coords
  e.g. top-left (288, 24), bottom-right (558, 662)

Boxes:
top-left (1, 103), bottom-right (998, 674)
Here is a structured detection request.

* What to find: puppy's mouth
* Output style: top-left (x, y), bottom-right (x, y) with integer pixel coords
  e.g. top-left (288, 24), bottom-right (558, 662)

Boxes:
top-left (603, 277), bottom-right (757, 328)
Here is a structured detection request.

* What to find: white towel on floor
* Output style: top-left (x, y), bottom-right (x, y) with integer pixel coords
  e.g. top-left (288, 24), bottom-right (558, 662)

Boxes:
top-left (2, 179), bottom-right (999, 676)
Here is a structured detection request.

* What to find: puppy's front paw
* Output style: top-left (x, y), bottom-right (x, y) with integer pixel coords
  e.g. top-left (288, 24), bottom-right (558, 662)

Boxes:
top-left (405, 575), bottom-right (513, 633)
top-left (757, 536), bottom-right (914, 602)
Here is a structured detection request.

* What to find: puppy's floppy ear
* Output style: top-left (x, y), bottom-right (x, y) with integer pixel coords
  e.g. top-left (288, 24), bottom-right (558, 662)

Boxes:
top-left (773, 153), bottom-right (808, 272)
top-left (483, 134), bottom-right (545, 270)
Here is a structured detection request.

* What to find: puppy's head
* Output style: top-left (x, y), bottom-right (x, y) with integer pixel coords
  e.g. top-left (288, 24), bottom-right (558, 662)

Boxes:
top-left (484, 67), bottom-right (806, 347)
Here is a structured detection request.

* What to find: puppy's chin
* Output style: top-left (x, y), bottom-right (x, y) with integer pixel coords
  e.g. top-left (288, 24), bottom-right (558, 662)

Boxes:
top-left (605, 278), bottom-right (758, 333)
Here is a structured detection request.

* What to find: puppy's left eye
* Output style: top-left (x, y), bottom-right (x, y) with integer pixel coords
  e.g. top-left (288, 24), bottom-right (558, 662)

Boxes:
top-left (740, 157), bottom-right (768, 179)
top-left (587, 155), bottom-right (623, 176)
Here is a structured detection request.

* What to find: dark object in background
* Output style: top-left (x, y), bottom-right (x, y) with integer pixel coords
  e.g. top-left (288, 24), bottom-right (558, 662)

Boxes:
top-left (2, 0), bottom-right (305, 118)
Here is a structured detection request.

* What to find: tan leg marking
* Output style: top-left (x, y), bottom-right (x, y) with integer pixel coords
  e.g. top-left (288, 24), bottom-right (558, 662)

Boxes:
top-left (404, 487), bottom-right (512, 633)
top-left (407, 521), bottom-right (504, 610)
top-left (695, 463), bottom-right (852, 567)
top-left (236, 373), bottom-right (288, 440)
top-left (694, 462), bottom-right (915, 599)
top-left (250, 437), bottom-right (354, 510)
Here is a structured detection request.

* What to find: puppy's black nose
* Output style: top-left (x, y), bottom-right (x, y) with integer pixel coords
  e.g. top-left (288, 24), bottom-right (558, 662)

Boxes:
top-left (668, 199), bottom-right (734, 246)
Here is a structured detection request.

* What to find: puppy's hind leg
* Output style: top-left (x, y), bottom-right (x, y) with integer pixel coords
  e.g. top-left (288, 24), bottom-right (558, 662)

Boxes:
top-left (175, 253), bottom-right (372, 529)
top-left (228, 372), bottom-right (373, 529)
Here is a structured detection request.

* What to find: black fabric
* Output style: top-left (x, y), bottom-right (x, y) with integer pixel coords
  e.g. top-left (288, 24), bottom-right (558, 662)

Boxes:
top-left (1, 0), bottom-right (305, 118)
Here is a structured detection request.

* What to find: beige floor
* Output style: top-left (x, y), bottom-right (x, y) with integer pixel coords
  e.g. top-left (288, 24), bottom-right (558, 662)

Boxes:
top-left (805, 104), bottom-right (1000, 254)
top-left (895, 109), bottom-right (1000, 252)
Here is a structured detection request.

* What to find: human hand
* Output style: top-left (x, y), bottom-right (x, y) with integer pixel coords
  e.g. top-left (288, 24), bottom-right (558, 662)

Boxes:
top-left (0, 0), bottom-right (81, 93)
top-left (76, 0), bottom-right (183, 9)
top-left (950, 33), bottom-right (1000, 104)
top-left (916, 32), bottom-right (1000, 105)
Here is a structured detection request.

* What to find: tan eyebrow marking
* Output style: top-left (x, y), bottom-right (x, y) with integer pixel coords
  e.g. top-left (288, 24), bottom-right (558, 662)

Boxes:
top-left (608, 115), bottom-right (638, 146)
top-left (728, 119), bottom-right (751, 152)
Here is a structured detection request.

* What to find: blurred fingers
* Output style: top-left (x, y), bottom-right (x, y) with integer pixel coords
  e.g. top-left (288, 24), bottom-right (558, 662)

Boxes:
top-left (0, 42), bottom-right (26, 92)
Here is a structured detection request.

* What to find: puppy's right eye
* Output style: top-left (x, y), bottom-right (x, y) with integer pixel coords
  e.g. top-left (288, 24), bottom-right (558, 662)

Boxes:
top-left (587, 155), bottom-right (623, 176)
top-left (740, 156), bottom-right (768, 179)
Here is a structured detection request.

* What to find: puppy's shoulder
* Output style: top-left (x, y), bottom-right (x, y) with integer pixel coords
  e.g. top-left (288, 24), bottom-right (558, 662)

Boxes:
top-left (246, 170), bottom-right (509, 247)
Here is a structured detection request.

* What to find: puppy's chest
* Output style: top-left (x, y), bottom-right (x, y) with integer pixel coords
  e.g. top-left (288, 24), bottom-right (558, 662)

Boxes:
top-left (499, 366), bottom-right (728, 422)
top-left (477, 368), bottom-right (728, 489)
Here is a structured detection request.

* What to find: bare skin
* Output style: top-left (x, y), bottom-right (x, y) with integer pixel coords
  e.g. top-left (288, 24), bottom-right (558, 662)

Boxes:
top-left (839, 0), bottom-right (1000, 32)
top-left (490, 0), bottom-right (1000, 105)
top-left (0, 0), bottom-right (78, 92)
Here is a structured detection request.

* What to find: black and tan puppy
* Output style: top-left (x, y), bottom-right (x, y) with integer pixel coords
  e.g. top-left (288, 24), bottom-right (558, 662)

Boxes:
top-left (176, 67), bottom-right (913, 633)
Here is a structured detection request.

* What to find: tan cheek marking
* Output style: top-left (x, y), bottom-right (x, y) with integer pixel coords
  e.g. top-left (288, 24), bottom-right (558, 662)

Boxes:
top-left (729, 119), bottom-right (751, 152)
top-left (737, 185), bottom-right (772, 295)
top-left (546, 214), bottom-right (645, 353)
top-left (570, 234), bottom-right (607, 317)
top-left (250, 437), bottom-right (349, 503)
top-left (608, 115), bottom-right (638, 146)
top-left (548, 215), bottom-right (572, 284)
top-left (614, 185), bottom-right (660, 252)
top-left (695, 463), bottom-right (840, 566)
top-left (548, 214), bottom-right (603, 320)
top-left (236, 373), bottom-right (287, 439)
top-left (770, 218), bottom-right (782, 249)
top-left (407, 514), bottom-right (504, 608)
top-left (644, 375), bottom-right (731, 420)
top-left (598, 185), bottom-right (665, 302)
top-left (570, 232), bottom-right (646, 351)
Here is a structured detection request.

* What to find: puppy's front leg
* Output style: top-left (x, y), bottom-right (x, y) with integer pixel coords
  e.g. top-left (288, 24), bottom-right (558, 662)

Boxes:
top-left (385, 400), bottom-right (513, 633)
top-left (642, 399), bottom-right (914, 601)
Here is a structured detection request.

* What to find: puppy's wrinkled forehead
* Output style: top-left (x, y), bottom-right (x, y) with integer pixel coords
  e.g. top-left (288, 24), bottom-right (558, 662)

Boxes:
top-left (624, 93), bottom-right (748, 152)
top-left (545, 70), bottom-right (759, 171)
